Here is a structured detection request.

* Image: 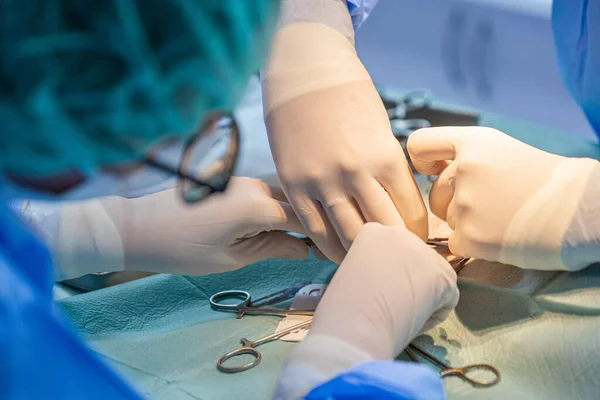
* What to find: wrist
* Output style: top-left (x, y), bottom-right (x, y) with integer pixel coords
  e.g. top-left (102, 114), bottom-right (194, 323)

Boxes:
top-left (55, 199), bottom-right (125, 280)
top-left (262, 22), bottom-right (369, 116)
top-left (561, 161), bottom-right (600, 270)
top-left (501, 158), bottom-right (599, 270)
top-left (275, 334), bottom-right (374, 400)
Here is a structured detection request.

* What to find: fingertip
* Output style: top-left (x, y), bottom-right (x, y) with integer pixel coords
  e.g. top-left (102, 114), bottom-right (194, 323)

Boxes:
top-left (406, 128), bottom-right (459, 175)
top-left (447, 234), bottom-right (461, 256)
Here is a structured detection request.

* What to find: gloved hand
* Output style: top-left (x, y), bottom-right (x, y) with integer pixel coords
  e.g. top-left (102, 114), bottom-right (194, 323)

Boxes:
top-left (274, 223), bottom-right (459, 399)
top-left (262, 19), bottom-right (428, 264)
top-left (407, 127), bottom-right (600, 271)
top-left (54, 177), bottom-right (310, 279)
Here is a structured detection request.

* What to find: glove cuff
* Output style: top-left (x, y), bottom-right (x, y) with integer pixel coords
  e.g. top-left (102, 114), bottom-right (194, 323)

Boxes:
top-left (55, 199), bottom-right (124, 280)
top-left (561, 162), bottom-right (600, 270)
top-left (501, 157), bottom-right (598, 270)
top-left (274, 334), bottom-right (374, 400)
top-left (262, 22), bottom-right (370, 115)
top-left (276, 0), bottom-right (355, 45)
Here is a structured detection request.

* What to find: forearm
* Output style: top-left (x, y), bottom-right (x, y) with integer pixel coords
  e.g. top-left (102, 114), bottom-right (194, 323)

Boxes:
top-left (261, 0), bottom-right (377, 120)
top-left (21, 199), bottom-right (124, 281)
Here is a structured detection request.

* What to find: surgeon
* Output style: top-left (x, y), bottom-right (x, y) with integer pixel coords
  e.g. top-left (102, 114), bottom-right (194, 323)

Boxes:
top-left (22, 0), bottom-right (424, 280)
top-left (1, 1), bottom-right (459, 399)
top-left (274, 1), bottom-right (600, 398)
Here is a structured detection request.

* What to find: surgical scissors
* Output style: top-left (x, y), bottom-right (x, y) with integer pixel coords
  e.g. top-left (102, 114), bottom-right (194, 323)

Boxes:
top-left (210, 285), bottom-right (315, 319)
top-left (217, 319), bottom-right (312, 373)
top-left (405, 344), bottom-right (501, 388)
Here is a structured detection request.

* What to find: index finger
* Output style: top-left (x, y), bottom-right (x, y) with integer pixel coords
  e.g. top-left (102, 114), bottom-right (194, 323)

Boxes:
top-left (407, 127), bottom-right (465, 175)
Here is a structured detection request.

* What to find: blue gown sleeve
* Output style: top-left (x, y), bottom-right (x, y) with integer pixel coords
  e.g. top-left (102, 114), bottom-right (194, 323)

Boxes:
top-left (552, 0), bottom-right (600, 138)
top-left (304, 360), bottom-right (446, 400)
top-left (345, 0), bottom-right (380, 29)
top-left (0, 204), bottom-right (143, 400)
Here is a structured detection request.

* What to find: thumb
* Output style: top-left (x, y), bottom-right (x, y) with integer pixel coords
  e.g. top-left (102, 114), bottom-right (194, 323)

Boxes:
top-left (407, 127), bottom-right (465, 175)
top-left (251, 199), bottom-right (307, 236)
top-left (235, 231), bottom-right (310, 264)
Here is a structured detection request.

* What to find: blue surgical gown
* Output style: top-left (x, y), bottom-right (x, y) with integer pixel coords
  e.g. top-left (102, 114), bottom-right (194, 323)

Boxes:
top-left (2, 1), bottom-right (600, 399)
top-left (553, 0), bottom-right (600, 138)
top-left (0, 202), bottom-right (144, 399)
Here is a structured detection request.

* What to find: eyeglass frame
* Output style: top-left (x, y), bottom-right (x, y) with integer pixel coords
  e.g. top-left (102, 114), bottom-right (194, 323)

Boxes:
top-left (141, 111), bottom-right (240, 204)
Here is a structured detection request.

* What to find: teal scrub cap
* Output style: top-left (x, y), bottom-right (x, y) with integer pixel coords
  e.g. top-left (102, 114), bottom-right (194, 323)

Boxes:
top-left (0, 0), bottom-right (280, 177)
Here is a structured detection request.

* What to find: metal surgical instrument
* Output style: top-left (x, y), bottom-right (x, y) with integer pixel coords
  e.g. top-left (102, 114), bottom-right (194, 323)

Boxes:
top-left (210, 287), bottom-right (315, 319)
top-left (387, 90), bottom-right (433, 138)
top-left (406, 344), bottom-right (501, 388)
top-left (427, 238), bottom-right (472, 273)
top-left (217, 319), bottom-right (312, 373)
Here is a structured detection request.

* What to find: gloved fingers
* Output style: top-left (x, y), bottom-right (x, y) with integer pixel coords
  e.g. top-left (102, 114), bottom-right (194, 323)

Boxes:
top-left (377, 160), bottom-right (428, 241)
top-left (322, 196), bottom-right (366, 250)
top-left (235, 231), bottom-right (310, 264)
top-left (291, 194), bottom-right (347, 263)
top-left (352, 179), bottom-right (405, 226)
top-left (428, 162), bottom-right (457, 222)
top-left (259, 181), bottom-right (289, 203)
top-left (422, 305), bottom-right (456, 333)
top-left (407, 127), bottom-right (465, 175)
top-left (447, 230), bottom-right (471, 258)
top-left (268, 200), bottom-right (307, 234)
top-left (447, 210), bottom-right (487, 260)
top-left (420, 265), bottom-right (460, 332)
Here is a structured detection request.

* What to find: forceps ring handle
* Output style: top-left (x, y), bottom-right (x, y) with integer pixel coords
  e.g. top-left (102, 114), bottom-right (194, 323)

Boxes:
top-left (216, 338), bottom-right (261, 373)
top-left (210, 290), bottom-right (251, 311)
top-left (441, 363), bottom-right (501, 387)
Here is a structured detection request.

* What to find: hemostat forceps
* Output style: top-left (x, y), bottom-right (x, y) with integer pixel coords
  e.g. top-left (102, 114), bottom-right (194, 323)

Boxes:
top-left (210, 285), bottom-right (314, 319)
top-left (406, 344), bottom-right (501, 388)
top-left (217, 319), bottom-right (312, 373)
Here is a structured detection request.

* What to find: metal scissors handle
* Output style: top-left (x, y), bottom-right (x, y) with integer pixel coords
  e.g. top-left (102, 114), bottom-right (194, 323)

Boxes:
top-left (210, 290), bottom-right (315, 318)
top-left (406, 344), bottom-right (501, 388)
top-left (217, 319), bottom-right (312, 373)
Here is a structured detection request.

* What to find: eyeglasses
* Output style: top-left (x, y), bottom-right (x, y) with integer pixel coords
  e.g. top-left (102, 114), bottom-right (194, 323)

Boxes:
top-left (142, 112), bottom-right (240, 204)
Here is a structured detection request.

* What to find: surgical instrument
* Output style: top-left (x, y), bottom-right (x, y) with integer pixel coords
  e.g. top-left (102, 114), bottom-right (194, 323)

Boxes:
top-left (217, 319), bottom-right (312, 373)
top-left (427, 237), bottom-right (453, 246)
top-left (387, 90), bottom-right (433, 138)
top-left (405, 344), bottom-right (501, 388)
top-left (427, 238), bottom-right (472, 273)
top-left (245, 282), bottom-right (311, 308)
top-left (210, 288), bottom-right (315, 319)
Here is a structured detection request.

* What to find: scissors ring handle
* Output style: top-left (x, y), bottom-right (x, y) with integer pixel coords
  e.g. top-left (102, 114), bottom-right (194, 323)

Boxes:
top-left (210, 290), bottom-right (251, 311)
top-left (441, 363), bottom-right (501, 387)
top-left (216, 340), bottom-right (262, 373)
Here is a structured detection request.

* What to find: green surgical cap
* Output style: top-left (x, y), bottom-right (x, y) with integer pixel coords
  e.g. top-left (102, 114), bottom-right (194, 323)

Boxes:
top-left (0, 0), bottom-right (279, 176)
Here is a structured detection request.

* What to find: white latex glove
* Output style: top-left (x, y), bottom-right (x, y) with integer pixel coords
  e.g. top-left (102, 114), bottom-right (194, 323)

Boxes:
top-left (407, 127), bottom-right (600, 271)
top-left (262, 18), bottom-right (428, 264)
top-left (275, 223), bottom-right (459, 399)
top-left (54, 178), bottom-right (310, 279)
